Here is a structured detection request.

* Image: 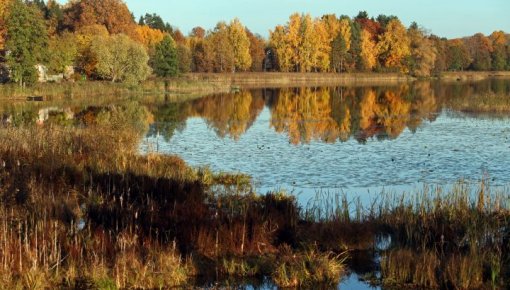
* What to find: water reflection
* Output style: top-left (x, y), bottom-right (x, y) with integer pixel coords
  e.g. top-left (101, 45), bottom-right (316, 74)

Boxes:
top-left (150, 79), bottom-right (510, 144)
top-left (144, 79), bottom-right (510, 197)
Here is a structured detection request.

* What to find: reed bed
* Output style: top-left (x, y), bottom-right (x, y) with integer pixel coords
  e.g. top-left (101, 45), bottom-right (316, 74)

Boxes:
top-left (0, 77), bottom-right (231, 100)
top-left (0, 106), bottom-right (345, 288)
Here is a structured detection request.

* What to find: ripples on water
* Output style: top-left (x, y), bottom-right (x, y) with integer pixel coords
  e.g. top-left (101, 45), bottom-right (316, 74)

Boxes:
top-left (142, 81), bottom-right (510, 203)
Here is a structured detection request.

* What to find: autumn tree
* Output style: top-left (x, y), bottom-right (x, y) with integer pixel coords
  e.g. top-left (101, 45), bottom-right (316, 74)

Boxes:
top-left (190, 39), bottom-right (210, 72)
top-left (171, 29), bottom-right (186, 45)
top-left (91, 34), bottom-right (151, 83)
top-left (151, 35), bottom-right (178, 77)
top-left (466, 33), bottom-right (492, 71)
top-left (355, 11), bottom-right (381, 41)
top-left (297, 14), bottom-right (317, 72)
top-left (189, 26), bottom-right (208, 72)
top-left (134, 25), bottom-right (165, 49)
top-left (75, 24), bottom-right (110, 77)
top-left (204, 22), bottom-right (235, 72)
top-left (47, 32), bottom-right (77, 74)
top-left (270, 13), bottom-right (331, 72)
top-left (190, 26), bottom-right (205, 39)
top-left (408, 24), bottom-right (437, 77)
top-left (490, 31), bottom-right (508, 71)
top-left (176, 43), bottom-right (192, 73)
top-left (5, 0), bottom-right (48, 86)
top-left (283, 13), bottom-right (302, 71)
top-left (0, 0), bottom-right (13, 49)
top-left (64, 0), bottom-right (136, 37)
top-left (246, 29), bottom-right (266, 71)
top-left (311, 16), bottom-right (330, 71)
top-left (359, 29), bottom-right (377, 70)
top-left (429, 35), bottom-right (448, 75)
top-left (269, 25), bottom-right (293, 71)
top-left (376, 19), bottom-right (410, 71)
top-left (228, 18), bottom-right (252, 71)
top-left (446, 39), bottom-right (471, 71)
top-left (321, 14), bottom-right (340, 44)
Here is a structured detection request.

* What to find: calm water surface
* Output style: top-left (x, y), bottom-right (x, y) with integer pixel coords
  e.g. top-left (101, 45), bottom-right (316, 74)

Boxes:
top-left (142, 80), bottom-right (510, 204)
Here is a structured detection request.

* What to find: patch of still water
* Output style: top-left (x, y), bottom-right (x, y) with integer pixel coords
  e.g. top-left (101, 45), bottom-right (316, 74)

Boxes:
top-left (142, 108), bottom-right (510, 203)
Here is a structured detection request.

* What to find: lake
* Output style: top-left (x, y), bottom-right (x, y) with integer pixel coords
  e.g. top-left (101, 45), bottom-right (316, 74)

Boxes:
top-left (142, 79), bottom-right (510, 205)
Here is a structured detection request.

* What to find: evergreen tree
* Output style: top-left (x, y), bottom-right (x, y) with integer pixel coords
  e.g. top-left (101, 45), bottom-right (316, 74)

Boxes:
top-left (5, 0), bottom-right (48, 86)
top-left (331, 32), bottom-right (348, 72)
top-left (349, 21), bottom-right (362, 70)
top-left (152, 35), bottom-right (179, 77)
top-left (140, 13), bottom-right (172, 33)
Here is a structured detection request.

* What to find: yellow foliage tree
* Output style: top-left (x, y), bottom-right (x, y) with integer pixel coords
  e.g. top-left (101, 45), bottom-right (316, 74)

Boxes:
top-left (376, 19), bottom-right (410, 71)
top-left (298, 14), bottom-right (315, 72)
top-left (134, 25), bottom-right (165, 49)
top-left (270, 13), bottom-right (333, 72)
top-left (408, 27), bottom-right (437, 77)
top-left (321, 14), bottom-right (340, 44)
top-left (338, 18), bottom-right (351, 51)
top-left (269, 25), bottom-right (293, 72)
top-left (0, 0), bottom-right (13, 49)
top-left (489, 30), bottom-right (506, 46)
top-left (228, 18), bottom-right (252, 72)
top-left (313, 19), bottom-right (331, 71)
top-left (75, 24), bottom-right (110, 77)
top-left (287, 13), bottom-right (302, 70)
top-left (360, 29), bottom-right (377, 70)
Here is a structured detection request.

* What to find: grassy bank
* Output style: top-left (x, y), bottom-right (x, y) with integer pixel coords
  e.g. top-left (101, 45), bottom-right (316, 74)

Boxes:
top-left (0, 78), bottom-right (232, 100)
top-left (440, 71), bottom-right (510, 81)
top-left (185, 72), bottom-right (415, 88)
top-left (0, 73), bottom-right (413, 102)
top-left (3, 72), bottom-right (509, 101)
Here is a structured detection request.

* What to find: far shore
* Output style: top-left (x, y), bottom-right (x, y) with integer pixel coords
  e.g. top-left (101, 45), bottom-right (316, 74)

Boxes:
top-left (1, 71), bottom-right (509, 99)
top-left (184, 71), bottom-right (510, 88)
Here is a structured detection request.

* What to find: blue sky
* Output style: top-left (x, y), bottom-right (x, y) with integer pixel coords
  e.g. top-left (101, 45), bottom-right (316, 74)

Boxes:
top-left (65, 0), bottom-right (510, 38)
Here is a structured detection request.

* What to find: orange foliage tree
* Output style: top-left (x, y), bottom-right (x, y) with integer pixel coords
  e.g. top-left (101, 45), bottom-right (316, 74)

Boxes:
top-left (0, 0), bottom-right (13, 49)
top-left (64, 0), bottom-right (136, 37)
top-left (134, 25), bottom-right (165, 49)
top-left (376, 19), bottom-right (410, 72)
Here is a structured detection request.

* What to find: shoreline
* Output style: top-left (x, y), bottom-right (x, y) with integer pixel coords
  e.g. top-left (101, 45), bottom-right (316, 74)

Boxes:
top-left (0, 71), bottom-right (509, 99)
top-left (184, 72), bottom-right (414, 88)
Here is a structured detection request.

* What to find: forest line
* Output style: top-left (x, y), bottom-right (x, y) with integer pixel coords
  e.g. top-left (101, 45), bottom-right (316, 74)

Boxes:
top-left (0, 0), bottom-right (509, 86)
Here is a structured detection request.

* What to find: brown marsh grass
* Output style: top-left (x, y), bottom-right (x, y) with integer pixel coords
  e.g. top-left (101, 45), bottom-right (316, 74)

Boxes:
top-left (0, 108), bottom-right (346, 287)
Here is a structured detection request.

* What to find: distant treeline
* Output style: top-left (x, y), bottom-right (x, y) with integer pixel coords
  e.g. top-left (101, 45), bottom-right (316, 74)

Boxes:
top-left (1, 0), bottom-right (509, 86)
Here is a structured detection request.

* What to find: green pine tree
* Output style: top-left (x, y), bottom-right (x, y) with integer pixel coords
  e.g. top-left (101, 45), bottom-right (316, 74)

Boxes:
top-left (152, 35), bottom-right (179, 77)
top-left (5, 0), bottom-right (48, 86)
top-left (331, 33), bottom-right (348, 72)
